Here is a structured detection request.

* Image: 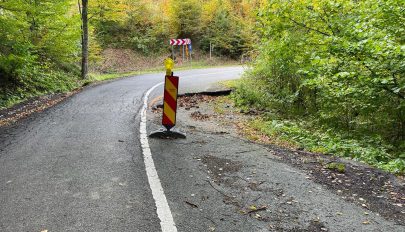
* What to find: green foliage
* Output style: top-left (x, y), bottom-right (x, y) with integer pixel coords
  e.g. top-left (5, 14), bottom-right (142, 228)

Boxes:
top-left (91, 1), bottom-right (167, 54)
top-left (168, 0), bottom-right (202, 39)
top-left (235, 0), bottom-right (404, 174)
top-left (91, 0), bottom-right (260, 57)
top-left (2, 0), bottom-right (253, 109)
top-left (0, 63), bottom-right (80, 109)
top-left (249, 118), bottom-right (404, 174)
top-left (0, 0), bottom-right (82, 108)
top-left (199, 0), bottom-right (259, 58)
top-left (326, 162), bottom-right (346, 173)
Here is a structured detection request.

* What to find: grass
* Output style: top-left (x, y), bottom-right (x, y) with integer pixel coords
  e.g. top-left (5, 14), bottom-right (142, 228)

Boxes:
top-left (228, 79), bottom-right (405, 175)
top-left (245, 114), bottom-right (405, 175)
top-left (0, 69), bottom-right (82, 110)
top-left (326, 162), bottom-right (346, 173)
top-left (90, 60), bottom-right (240, 82)
top-left (219, 79), bottom-right (240, 89)
top-left (1, 60), bottom-right (240, 110)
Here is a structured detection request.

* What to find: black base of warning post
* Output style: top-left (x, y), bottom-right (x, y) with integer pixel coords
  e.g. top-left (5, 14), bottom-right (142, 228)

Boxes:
top-left (149, 128), bottom-right (186, 139)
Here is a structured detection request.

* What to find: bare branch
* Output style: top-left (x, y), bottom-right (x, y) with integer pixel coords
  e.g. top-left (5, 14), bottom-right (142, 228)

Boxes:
top-left (286, 16), bottom-right (331, 37)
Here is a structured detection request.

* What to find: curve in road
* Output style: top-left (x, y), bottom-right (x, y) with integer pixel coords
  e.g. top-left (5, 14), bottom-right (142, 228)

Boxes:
top-left (0, 66), bottom-right (244, 231)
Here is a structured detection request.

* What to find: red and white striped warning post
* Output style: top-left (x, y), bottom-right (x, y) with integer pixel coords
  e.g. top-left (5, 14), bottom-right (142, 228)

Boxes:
top-left (170, 38), bottom-right (192, 62)
top-left (170, 39), bottom-right (191, 46)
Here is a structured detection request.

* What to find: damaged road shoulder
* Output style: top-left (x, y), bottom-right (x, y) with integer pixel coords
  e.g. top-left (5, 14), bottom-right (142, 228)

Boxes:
top-left (146, 92), bottom-right (405, 232)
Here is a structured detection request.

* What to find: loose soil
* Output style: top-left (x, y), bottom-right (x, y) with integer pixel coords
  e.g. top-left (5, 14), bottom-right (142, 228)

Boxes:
top-left (0, 91), bottom-right (79, 127)
top-left (174, 94), bottom-right (405, 226)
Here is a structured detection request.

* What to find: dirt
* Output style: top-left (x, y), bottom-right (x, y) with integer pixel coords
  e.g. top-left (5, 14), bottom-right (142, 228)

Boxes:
top-left (201, 155), bottom-right (242, 182)
top-left (179, 94), bottom-right (216, 110)
top-left (275, 148), bottom-right (405, 225)
top-left (93, 48), bottom-right (168, 74)
top-left (175, 93), bottom-right (405, 226)
top-left (0, 91), bottom-right (79, 127)
top-left (190, 111), bottom-right (211, 121)
top-left (92, 48), bottom-right (239, 74)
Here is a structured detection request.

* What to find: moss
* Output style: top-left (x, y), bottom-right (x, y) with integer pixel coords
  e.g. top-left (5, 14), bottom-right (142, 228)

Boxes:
top-left (325, 162), bottom-right (346, 173)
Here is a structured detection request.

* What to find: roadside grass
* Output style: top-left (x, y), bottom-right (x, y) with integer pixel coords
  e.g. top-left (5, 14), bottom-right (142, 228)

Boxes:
top-left (90, 60), bottom-right (240, 82)
top-left (1, 60), bottom-right (240, 110)
top-left (226, 79), bottom-right (405, 175)
top-left (0, 70), bottom-right (82, 110)
top-left (219, 79), bottom-right (240, 89)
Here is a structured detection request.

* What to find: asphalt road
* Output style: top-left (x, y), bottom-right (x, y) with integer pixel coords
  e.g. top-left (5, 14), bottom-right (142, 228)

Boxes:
top-left (0, 67), bottom-right (244, 232)
top-left (148, 102), bottom-right (405, 232)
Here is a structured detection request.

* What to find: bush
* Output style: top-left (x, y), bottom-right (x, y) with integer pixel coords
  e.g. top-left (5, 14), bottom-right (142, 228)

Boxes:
top-left (235, 0), bottom-right (404, 174)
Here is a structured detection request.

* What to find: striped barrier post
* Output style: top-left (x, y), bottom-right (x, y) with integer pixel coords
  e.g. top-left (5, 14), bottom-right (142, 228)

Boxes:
top-left (162, 75), bottom-right (179, 131)
top-left (149, 58), bottom-right (186, 139)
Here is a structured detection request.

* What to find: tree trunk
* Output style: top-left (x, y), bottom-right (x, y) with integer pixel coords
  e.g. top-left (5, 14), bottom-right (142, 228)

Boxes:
top-left (81, 0), bottom-right (88, 79)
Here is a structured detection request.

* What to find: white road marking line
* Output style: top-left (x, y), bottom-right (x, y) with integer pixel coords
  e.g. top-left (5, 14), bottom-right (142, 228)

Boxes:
top-left (139, 69), bottom-right (241, 231)
top-left (140, 82), bottom-right (177, 232)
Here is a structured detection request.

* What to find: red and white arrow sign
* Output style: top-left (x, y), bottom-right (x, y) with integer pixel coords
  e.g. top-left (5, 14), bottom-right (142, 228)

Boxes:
top-left (170, 38), bottom-right (191, 46)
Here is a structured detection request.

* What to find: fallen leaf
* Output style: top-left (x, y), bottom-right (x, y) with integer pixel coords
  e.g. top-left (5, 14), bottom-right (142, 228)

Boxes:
top-left (247, 205), bottom-right (267, 214)
top-left (249, 205), bottom-right (257, 211)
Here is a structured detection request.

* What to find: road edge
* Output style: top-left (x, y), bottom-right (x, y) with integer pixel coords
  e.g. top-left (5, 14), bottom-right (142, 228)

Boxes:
top-left (140, 82), bottom-right (177, 232)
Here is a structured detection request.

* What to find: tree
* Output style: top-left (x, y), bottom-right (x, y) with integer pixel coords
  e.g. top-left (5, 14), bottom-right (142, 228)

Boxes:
top-left (168, 0), bottom-right (202, 39)
top-left (235, 0), bottom-right (404, 169)
top-left (200, 0), bottom-right (257, 58)
top-left (79, 0), bottom-right (88, 79)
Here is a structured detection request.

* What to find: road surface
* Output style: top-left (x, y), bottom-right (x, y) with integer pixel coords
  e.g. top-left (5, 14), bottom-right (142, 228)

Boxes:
top-left (0, 67), bottom-right (243, 231)
top-left (1, 66), bottom-right (404, 232)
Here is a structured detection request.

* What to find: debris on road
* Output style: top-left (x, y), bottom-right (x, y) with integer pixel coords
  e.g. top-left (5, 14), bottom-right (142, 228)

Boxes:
top-left (169, 93), bottom-right (405, 228)
top-left (185, 201), bottom-right (199, 208)
top-left (0, 91), bottom-right (79, 127)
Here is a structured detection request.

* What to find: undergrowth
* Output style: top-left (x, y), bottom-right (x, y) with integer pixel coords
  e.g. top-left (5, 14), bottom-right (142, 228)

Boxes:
top-left (0, 66), bottom-right (81, 110)
top-left (249, 118), bottom-right (405, 174)
top-left (231, 80), bottom-right (405, 175)
top-left (1, 60), bottom-right (240, 110)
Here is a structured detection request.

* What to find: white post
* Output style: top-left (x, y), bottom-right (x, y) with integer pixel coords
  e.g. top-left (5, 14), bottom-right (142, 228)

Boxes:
top-left (182, 45), bottom-right (185, 62)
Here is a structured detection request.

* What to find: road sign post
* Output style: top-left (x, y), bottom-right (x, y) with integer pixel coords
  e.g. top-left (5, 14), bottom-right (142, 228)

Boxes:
top-left (170, 38), bottom-right (192, 62)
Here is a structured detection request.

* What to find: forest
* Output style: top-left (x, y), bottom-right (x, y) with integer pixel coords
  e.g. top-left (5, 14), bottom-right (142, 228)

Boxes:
top-left (0, 0), bottom-right (260, 109)
top-left (233, 0), bottom-right (404, 173)
top-left (0, 0), bottom-right (404, 173)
